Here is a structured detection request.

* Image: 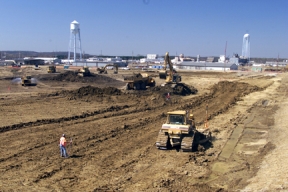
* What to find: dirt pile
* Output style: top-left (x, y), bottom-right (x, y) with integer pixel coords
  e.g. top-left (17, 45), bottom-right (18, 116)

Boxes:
top-left (56, 85), bottom-right (122, 99)
top-left (148, 83), bottom-right (198, 96)
top-left (210, 81), bottom-right (262, 96)
top-left (182, 81), bottom-right (263, 124)
top-left (39, 71), bottom-right (121, 84)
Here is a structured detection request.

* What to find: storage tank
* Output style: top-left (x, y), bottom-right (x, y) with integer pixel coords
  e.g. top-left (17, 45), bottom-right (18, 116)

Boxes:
top-left (70, 20), bottom-right (80, 34)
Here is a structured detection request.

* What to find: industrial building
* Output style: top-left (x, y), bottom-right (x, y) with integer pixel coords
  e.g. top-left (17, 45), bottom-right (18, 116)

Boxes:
top-left (175, 62), bottom-right (238, 71)
top-left (23, 57), bottom-right (61, 65)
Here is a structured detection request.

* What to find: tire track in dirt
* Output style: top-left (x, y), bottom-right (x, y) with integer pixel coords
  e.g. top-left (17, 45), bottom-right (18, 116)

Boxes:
top-left (0, 80), bottom-right (271, 191)
top-left (0, 105), bottom-right (130, 133)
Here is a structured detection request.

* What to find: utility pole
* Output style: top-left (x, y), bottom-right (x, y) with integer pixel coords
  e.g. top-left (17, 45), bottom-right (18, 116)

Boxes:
top-left (277, 53), bottom-right (279, 73)
top-left (224, 41), bottom-right (227, 72)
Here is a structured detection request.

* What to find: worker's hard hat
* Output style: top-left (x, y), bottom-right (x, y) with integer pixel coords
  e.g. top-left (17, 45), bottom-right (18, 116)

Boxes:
top-left (62, 134), bottom-right (65, 137)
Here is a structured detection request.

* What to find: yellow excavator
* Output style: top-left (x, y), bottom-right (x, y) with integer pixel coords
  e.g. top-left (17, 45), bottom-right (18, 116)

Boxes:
top-left (159, 52), bottom-right (181, 84)
top-left (97, 64), bottom-right (118, 74)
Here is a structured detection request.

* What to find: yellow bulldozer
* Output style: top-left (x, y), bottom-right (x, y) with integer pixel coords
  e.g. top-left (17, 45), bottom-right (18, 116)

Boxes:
top-left (77, 66), bottom-right (91, 77)
top-left (124, 73), bottom-right (156, 90)
top-left (159, 52), bottom-right (181, 84)
top-left (21, 75), bottom-right (37, 86)
top-left (47, 65), bottom-right (56, 73)
top-left (156, 110), bottom-right (211, 152)
top-left (97, 64), bottom-right (118, 74)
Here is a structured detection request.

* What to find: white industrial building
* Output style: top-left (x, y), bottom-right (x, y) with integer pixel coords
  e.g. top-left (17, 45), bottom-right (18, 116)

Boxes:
top-left (140, 54), bottom-right (163, 63)
top-left (175, 62), bottom-right (238, 71)
top-left (147, 54), bottom-right (158, 60)
top-left (23, 57), bottom-right (61, 65)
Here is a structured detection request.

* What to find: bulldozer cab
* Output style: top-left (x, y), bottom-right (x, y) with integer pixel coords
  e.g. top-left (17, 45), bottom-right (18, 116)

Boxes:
top-left (168, 115), bottom-right (185, 125)
top-left (22, 75), bottom-right (32, 80)
top-left (166, 111), bottom-right (189, 125)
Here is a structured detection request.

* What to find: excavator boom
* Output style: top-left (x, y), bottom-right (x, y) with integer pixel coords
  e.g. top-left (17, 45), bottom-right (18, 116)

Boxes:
top-left (159, 52), bottom-right (181, 84)
top-left (97, 64), bottom-right (118, 74)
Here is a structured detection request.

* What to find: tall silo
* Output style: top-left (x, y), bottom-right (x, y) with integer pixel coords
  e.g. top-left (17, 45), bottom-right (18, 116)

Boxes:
top-left (242, 33), bottom-right (250, 60)
top-left (68, 20), bottom-right (83, 62)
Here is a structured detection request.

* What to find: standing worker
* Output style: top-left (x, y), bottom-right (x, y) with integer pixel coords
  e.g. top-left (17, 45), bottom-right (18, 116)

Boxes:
top-left (59, 134), bottom-right (69, 158)
top-left (166, 92), bottom-right (171, 101)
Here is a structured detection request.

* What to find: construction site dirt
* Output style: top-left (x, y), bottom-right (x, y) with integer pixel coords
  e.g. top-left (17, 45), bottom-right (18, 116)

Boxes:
top-left (0, 66), bottom-right (287, 191)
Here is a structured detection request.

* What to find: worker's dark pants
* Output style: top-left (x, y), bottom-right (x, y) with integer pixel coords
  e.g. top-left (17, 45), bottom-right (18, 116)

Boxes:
top-left (60, 145), bottom-right (68, 157)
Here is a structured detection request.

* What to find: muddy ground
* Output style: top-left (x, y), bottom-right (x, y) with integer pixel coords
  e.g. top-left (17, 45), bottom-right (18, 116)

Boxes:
top-left (0, 66), bottom-right (286, 191)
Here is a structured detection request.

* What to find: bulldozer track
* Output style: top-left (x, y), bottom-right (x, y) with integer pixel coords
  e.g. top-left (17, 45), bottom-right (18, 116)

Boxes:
top-left (181, 133), bottom-right (195, 152)
top-left (156, 131), bottom-right (170, 149)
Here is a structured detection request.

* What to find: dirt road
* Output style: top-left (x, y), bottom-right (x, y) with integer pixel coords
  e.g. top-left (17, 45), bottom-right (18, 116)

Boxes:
top-left (0, 66), bottom-right (286, 191)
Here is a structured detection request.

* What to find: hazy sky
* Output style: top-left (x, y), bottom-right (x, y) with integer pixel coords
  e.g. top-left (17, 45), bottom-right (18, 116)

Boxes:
top-left (0, 0), bottom-right (287, 58)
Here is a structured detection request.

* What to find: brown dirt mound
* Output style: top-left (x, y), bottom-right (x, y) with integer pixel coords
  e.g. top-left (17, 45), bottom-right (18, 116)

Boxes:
top-left (182, 81), bottom-right (263, 125)
top-left (210, 81), bottom-right (262, 96)
top-left (56, 85), bottom-right (122, 99)
top-left (148, 83), bottom-right (198, 96)
top-left (39, 71), bottom-right (120, 84)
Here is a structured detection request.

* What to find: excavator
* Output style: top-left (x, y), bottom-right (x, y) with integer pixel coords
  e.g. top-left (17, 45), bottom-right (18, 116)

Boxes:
top-left (97, 64), bottom-right (118, 74)
top-left (156, 109), bottom-right (211, 152)
top-left (159, 52), bottom-right (181, 84)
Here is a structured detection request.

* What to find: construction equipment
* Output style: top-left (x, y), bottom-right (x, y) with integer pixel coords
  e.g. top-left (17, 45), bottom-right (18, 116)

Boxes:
top-left (21, 75), bottom-right (37, 86)
top-left (156, 110), bottom-right (211, 152)
top-left (47, 65), bottom-right (56, 73)
top-left (97, 64), bottom-right (118, 74)
top-left (159, 52), bottom-right (181, 84)
top-left (124, 73), bottom-right (156, 90)
top-left (77, 66), bottom-right (91, 77)
top-left (34, 64), bottom-right (41, 70)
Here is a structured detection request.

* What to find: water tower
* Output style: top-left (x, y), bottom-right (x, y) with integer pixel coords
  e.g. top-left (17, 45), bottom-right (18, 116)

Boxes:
top-left (68, 20), bottom-right (83, 62)
top-left (242, 33), bottom-right (250, 60)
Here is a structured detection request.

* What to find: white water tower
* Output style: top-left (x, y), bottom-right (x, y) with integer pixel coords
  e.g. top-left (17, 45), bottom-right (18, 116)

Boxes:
top-left (242, 33), bottom-right (250, 60)
top-left (68, 20), bottom-right (83, 62)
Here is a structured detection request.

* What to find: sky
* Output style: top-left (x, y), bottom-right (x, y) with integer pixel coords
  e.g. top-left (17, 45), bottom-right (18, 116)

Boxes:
top-left (0, 0), bottom-right (287, 58)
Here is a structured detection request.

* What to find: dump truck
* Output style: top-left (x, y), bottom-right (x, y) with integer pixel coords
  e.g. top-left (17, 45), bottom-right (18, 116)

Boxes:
top-left (159, 52), bottom-right (182, 84)
top-left (21, 75), bottom-right (37, 86)
top-left (47, 65), bottom-right (56, 73)
top-left (77, 66), bottom-right (91, 77)
top-left (97, 64), bottom-right (118, 74)
top-left (156, 110), bottom-right (211, 152)
top-left (124, 73), bottom-right (156, 90)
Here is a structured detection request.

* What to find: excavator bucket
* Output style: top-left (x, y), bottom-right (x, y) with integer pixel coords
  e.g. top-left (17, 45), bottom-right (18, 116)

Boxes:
top-left (159, 70), bottom-right (167, 79)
